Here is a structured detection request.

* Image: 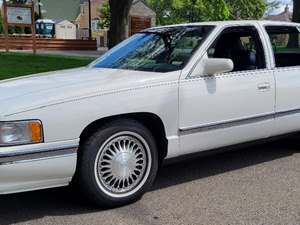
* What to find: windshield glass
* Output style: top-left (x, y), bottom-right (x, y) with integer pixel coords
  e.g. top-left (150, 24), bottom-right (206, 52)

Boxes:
top-left (91, 26), bottom-right (215, 73)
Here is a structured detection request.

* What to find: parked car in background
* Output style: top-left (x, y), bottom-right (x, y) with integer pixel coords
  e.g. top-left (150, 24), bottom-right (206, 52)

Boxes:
top-left (1, 20), bottom-right (300, 208)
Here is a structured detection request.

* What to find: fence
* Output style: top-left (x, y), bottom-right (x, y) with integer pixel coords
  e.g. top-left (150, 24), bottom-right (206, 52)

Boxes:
top-left (0, 37), bottom-right (97, 51)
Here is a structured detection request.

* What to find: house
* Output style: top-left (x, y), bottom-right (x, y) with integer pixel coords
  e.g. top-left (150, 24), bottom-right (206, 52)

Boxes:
top-left (75, 0), bottom-right (156, 37)
top-left (129, 0), bottom-right (157, 35)
top-left (264, 5), bottom-right (292, 22)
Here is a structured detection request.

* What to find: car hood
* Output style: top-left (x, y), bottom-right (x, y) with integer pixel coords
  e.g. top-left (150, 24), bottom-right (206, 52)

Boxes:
top-left (0, 67), bottom-right (173, 117)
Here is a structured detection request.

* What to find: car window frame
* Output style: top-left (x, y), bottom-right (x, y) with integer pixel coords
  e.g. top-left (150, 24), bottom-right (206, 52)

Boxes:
top-left (185, 23), bottom-right (271, 79)
top-left (207, 26), bottom-right (267, 71)
top-left (264, 24), bottom-right (300, 70)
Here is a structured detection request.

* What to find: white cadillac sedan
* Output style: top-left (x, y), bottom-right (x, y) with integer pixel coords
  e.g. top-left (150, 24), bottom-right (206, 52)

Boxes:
top-left (1, 20), bottom-right (300, 207)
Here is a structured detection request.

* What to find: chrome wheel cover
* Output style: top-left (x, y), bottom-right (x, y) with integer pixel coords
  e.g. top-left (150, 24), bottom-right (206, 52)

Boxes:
top-left (94, 131), bottom-right (151, 198)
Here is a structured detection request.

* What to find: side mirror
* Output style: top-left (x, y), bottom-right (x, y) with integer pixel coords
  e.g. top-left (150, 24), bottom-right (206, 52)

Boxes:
top-left (202, 58), bottom-right (234, 76)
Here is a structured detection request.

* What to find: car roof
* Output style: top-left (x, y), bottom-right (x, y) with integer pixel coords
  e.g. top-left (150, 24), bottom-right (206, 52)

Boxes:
top-left (151, 20), bottom-right (300, 29)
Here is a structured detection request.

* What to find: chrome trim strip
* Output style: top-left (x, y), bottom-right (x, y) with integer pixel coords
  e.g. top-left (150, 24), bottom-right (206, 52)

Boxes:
top-left (180, 113), bottom-right (275, 135)
top-left (0, 147), bottom-right (77, 165)
top-left (276, 108), bottom-right (300, 118)
top-left (180, 108), bottom-right (300, 136)
top-left (0, 139), bottom-right (79, 157)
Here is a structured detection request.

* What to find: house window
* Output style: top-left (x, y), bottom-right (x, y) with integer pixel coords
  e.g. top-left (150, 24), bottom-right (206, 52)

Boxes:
top-left (91, 19), bottom-right (100, 31)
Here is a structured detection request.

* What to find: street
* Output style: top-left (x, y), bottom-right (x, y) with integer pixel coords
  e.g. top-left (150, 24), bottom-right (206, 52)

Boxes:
top-left (0, 137), bottom-right (300, 225)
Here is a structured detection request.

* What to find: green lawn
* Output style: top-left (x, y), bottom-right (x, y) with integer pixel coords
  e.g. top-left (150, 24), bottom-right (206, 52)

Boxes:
top-left (0, 53), bottom-right (96, 80)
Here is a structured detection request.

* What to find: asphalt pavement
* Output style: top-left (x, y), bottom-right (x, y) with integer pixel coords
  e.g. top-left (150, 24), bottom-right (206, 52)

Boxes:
top-left (0, 137), bottom-right (300, 225)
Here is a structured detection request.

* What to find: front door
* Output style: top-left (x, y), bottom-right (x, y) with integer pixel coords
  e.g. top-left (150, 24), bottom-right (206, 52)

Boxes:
top-left (179, 25), bottom-right (275, 155)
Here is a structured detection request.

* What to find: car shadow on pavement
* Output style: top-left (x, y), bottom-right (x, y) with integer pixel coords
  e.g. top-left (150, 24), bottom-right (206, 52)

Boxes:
top-left (153, 137), bottom-right (300, 190)
top-left (0, 137), bottom-right (299, 225)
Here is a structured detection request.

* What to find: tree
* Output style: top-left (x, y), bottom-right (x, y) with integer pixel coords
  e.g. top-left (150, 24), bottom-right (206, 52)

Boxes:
top-left (147, 0), bottom-right (230, 25)
top-left (202, 0), bottom-right (230, 21)
top-left (147, 0), bottom-right (229, 24)
top-left (98, 1), bottom-right (110, 29)
top-left (148, 0), bottom-right (267, 25)
top-left (108, 0), bottom-right (133, 48)
top-left (288, 0), bottom-right (300, 47)
top-left (147, 0), bottom-right (173, 25)
top-left (107, 0), bottom-right (269, 48)
top-left (293, 0), bottom-right (300, 23)
top-left (225, 0), bottom-right (266, 20)
top-left (172, 0), bottom-right (230, 22)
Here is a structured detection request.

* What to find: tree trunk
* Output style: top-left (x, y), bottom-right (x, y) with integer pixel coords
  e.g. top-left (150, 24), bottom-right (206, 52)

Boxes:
top-left (293, 0), bottom-right (300, 23)
top-left (108, 0), bottom-right (133, 49)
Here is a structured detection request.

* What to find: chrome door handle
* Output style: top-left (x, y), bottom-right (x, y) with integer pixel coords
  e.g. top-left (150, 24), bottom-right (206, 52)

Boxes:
top-left (257, 83), bottom-right (271, 91)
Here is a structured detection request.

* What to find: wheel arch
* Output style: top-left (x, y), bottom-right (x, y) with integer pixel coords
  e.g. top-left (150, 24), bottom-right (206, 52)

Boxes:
top-left (79, 112), bottom-right (168, 162)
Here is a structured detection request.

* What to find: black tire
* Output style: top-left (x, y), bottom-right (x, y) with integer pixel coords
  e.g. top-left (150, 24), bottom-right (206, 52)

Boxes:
top-left (77, 119), bottom-right (159, 208)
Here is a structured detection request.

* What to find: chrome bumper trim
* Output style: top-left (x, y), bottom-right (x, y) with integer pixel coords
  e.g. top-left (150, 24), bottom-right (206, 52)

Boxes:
top-left (0, 147), bottom-right (78, 165)
top-left (0, 139), bottom-right (79, 157)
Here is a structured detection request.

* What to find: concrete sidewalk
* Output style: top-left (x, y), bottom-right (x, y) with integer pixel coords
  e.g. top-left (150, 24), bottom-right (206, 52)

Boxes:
top-left (0, 48), bottom-right (107, 58)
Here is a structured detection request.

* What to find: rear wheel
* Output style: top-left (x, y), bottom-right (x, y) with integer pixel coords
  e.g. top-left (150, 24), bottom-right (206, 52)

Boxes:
top-left (78, 120), bottom-right (158, 208)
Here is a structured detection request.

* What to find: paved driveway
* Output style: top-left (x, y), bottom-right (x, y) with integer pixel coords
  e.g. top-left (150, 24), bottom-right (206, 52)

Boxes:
top-left (0, 137), bottom-right (300, 225)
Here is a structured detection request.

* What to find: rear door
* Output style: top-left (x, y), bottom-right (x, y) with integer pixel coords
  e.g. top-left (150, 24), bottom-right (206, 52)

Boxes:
top-left (265, 25), bottom-right (300, 135)
top-left (178, 25), bottom-right (276, 156)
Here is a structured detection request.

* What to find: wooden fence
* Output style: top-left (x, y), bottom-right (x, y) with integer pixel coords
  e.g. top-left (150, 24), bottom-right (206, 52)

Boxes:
top-left (0, 37), bottom-right (97, 51)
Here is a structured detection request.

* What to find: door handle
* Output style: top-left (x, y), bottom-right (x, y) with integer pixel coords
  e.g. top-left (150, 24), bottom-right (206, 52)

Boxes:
top-left (257, 82), bottom-right (271, 91)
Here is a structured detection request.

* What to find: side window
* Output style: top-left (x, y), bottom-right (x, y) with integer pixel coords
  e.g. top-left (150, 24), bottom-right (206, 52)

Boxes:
top-left (265, 26), bottom-right (300, 68)
top-left (208, 26), bottom-right (266, 72)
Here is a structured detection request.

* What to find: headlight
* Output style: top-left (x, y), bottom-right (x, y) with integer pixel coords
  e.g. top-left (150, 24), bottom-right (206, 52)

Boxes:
top-left (0, 120), bottom-right (43, 146)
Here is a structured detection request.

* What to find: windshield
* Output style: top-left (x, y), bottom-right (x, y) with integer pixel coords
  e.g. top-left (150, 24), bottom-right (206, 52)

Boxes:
top-left (91, 26), bottom-right (215, 73)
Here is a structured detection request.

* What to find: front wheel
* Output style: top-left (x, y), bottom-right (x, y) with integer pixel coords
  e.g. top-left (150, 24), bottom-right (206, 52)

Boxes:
top-left (77, 120), bottom-right (158, 208)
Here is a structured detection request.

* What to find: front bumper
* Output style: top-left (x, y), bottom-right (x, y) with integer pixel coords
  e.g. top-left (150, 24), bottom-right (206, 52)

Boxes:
top-left (0, 139), bottom-right (78, 194)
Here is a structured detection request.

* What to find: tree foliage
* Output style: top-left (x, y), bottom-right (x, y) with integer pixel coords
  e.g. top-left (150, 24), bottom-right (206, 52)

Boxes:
top-left (147, 0), bottom-right (229, 25)
top-left (98, 1), bottom-right (110, 29)
top-left (226, 0), bottom-right (266, 20)
top-left (106, 0), bottom-right (276, 48)
top-left (172, 0), bottom-right (230, 22)
top-left (147, 0), bottom-right (268, 25)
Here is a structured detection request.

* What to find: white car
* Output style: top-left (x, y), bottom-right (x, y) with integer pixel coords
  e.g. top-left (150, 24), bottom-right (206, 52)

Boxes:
top-left (1, 20), bottom-right (300, 207)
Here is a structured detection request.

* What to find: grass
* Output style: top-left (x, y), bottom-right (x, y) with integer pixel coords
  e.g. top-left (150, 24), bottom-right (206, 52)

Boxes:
top-left (0, 52), bottom-right (96, 80)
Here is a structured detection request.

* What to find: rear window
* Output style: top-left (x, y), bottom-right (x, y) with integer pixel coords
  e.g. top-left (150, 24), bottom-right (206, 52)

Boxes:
top-left (266, 26), bottom-right (300, 68)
